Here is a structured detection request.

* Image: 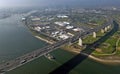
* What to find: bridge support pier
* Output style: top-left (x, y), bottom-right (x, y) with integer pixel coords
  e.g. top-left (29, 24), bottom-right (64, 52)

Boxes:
top-left (104, 27), bottom-right (108, 32)
top-left (101, 29), bottom-right (104, 33)
top-left (78, 38), bottom-right (82, 46)
top-left (93, 32), bottom-right (97, 38)
top-left (107, 25), bottom-right (111, 30)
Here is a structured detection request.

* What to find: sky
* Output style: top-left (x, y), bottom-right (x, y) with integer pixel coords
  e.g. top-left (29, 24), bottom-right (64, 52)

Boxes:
top-left (0, 0), bottom-right (120, 8)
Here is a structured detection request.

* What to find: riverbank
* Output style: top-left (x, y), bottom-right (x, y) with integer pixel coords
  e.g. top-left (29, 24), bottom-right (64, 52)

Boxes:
top-left (34, 34), bottom-right (120, 65)
top-left (35, 36), bottom-right (54, 44)
top-left (64, 47), bottom-right (120, 65)
top-left (34, 31), bottom-right (120, 65)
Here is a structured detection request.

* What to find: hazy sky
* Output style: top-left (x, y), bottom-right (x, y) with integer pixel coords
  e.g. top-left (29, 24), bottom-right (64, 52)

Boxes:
top-left (0, 0), bottom-right (120, 8)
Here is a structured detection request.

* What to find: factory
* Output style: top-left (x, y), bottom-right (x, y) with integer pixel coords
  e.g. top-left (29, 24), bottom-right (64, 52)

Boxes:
top-left (29, 14), bottom-right (85, 41)
top-left (57, 15), bottom-right (68, 18)
top-left (54, 21), bottom-right (70, 27)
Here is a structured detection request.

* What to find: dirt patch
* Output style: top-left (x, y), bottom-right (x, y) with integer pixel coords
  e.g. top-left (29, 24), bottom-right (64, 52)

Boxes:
top-left (95, 48), bottom-right (102, 53)
top-left (117, 47), bottom-right (120, 51)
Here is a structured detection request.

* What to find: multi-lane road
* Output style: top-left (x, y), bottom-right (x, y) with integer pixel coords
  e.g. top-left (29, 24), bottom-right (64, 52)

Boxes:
top-left (0, 19), bottom-right (113, 73)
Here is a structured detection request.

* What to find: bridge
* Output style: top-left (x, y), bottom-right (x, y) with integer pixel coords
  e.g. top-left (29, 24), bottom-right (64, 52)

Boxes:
top-left (0, 18), bottom-right (113, 73)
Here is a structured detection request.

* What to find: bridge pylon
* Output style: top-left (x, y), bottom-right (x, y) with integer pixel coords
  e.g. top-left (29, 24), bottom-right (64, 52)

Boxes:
top-left (78, 38), bottom-right (82, 46)
top-left (107, 25), bottom-right (111, 30)
top-left (104, 27), bottom-right (108, 32)
top-left (93, 32), bottom-right (97, 38)
top-left (101, 29), bottom-right (104, 33)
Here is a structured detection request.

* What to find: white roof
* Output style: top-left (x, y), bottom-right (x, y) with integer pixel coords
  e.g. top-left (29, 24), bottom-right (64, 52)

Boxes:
top-left (59, 34), bottom-right (69, 40)
top-left (57, 15), bottom-right (68, 18)
top-left (46, 26), bottom-right (50, 28)
top-left (32, 18), bottom-right (40, 21)
top-left (66, 25), bottom-right (74, 29)
top-left (34, 27), bottom-right (41, 31)
top-left (73, 28), bottom-right (81, 32)
top-left (54, 22), bottom-right (70, 26)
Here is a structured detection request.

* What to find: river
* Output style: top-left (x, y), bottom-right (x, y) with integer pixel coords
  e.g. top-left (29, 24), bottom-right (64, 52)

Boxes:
top-left (0, 14), bottom-right (120, 74)
top-left (0, 14), bottom-right (47, 63)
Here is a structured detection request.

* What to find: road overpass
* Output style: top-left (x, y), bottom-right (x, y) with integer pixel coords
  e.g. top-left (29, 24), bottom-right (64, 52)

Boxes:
top-left (0, 18), bottom-right (113, 73)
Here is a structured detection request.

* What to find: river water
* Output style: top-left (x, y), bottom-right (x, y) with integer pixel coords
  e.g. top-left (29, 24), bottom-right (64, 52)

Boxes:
top-left (0, 14), bottom-right (120, 74)
top-left (0, 14), bottom-right (47, 63)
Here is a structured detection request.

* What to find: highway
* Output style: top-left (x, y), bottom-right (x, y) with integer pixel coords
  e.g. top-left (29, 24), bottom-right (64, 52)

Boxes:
top-left (0, 19), bottom-right (113, 73)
